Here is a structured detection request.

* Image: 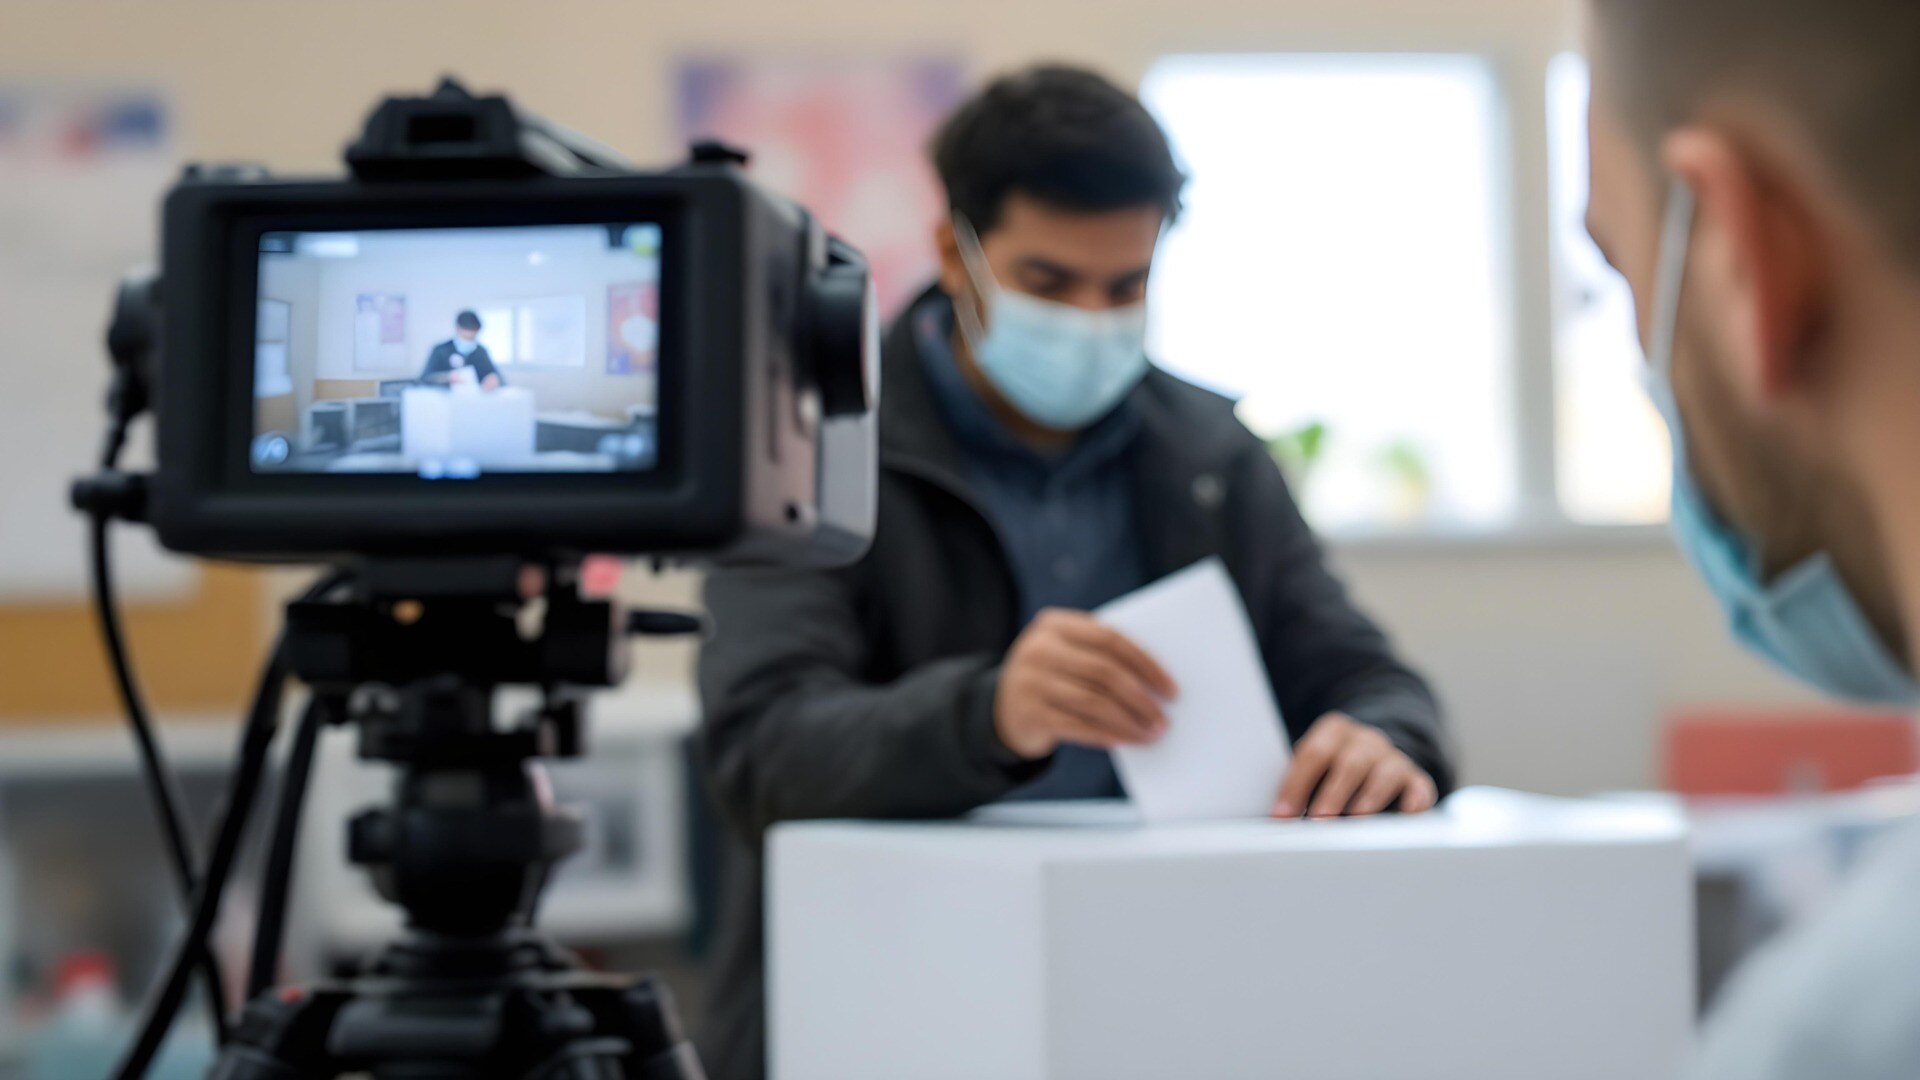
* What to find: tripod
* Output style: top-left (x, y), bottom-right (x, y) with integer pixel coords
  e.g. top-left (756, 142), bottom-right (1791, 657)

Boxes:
top-left (210, 558), bottom-right (706, 1080)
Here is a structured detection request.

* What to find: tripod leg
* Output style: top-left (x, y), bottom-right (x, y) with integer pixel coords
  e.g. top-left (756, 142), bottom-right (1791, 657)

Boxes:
top-left (523, 1037), bottom-right (629, 1080)
top-left (208, 987), bottom-right (349, 1080)
top-left (565, 980), bottom-right (707, 1080)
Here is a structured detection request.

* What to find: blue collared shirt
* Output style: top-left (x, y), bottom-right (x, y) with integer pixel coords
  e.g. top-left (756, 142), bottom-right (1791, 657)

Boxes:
top-left (914, 295), bottom-right (1152, 801)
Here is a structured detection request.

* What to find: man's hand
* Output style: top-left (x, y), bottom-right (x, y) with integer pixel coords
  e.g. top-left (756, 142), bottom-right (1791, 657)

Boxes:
top-left (994, 608), bottom-right (1178, 760)
top-left (1272, 712), bottom-right (1438, 819)
top-left (481, 373), bottom-right (502, 391)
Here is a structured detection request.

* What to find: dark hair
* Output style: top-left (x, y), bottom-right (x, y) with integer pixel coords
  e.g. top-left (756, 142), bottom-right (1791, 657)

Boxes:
top-left (1593, 0), bottom-right (1920, 262)
top-left (455, 310), bottom-right (482, 331)
top-left (931, 64), bottom-right (1186, 234)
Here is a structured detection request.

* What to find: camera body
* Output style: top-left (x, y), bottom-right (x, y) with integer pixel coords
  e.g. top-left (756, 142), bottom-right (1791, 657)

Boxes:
top-left (144, 84), bottom-right (879, 566)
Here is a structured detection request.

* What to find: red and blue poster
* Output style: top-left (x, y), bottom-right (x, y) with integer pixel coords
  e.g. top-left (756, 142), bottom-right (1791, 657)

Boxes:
top-left (677, 56), bottom-right (965, 318)
top-left (607, 281), bottom-right (659, 376)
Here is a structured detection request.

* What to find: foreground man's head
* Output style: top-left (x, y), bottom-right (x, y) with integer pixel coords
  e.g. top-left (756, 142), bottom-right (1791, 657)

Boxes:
top-left (1586, 4), bottom-right (1920, 1076)
top-left (1585, 0), bottom-right (1920, 701)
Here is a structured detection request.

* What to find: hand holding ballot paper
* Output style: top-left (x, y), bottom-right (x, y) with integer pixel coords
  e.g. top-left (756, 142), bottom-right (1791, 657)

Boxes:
top-left (994, 559), bottom-right (1439, 824)
top-left (1095, 559), bottom-right (1292, 822)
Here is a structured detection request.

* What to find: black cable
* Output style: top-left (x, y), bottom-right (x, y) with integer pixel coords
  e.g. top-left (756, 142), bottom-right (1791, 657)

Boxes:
top-left (245, 695), bottom-right (329, 1000)
top-left (111, 637), bottom-right (290, 1080)
top-left (98, 424), bottom-right (128, 473)
top-left (87, 429), bottom-right (229, 1041)
top-left (111, 567), bottom-right (348, 1080)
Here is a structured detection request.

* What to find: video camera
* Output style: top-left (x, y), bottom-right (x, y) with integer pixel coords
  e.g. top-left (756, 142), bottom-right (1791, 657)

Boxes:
top-left (128, 77), bottom-right (877, 565)
top-left (71, 79), bottom-right (882, 1080)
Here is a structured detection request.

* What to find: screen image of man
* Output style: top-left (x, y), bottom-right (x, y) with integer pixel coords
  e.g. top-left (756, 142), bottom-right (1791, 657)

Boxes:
top-left (693, 65), bottom-right (1455, 1080)
top-left (1583, 1), bottom-right (1920, 1076)
top-left (421, 309), bottom-right (505, 389)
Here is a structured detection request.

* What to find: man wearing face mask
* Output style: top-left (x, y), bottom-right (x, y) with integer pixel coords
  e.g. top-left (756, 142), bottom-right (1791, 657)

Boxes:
top-left (420, 309), bottom-right (504, 390)
top-left (1583, 1), bottom-right (1920, 1075)
top-left (693, 65), bottom-right (1453, 1080)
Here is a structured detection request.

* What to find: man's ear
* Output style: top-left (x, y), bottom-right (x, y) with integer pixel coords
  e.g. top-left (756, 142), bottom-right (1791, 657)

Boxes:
top-left (934, 218), bottom-right (969, 299)
top-left (1663, 128), bottom-right (1826, 408)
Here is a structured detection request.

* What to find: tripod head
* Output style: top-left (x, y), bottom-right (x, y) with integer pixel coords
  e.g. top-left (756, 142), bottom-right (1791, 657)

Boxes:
top-left (287, 556), bottom-right (641, 940)
top-left (205, 557), bottom-right (713, 1078)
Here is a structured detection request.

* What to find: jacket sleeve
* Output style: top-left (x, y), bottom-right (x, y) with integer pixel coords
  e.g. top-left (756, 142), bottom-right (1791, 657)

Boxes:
top-left (697, 564), bottom-right (1045, 845)
top-left (1229, 445), bottom-right (1457, 795)
top-left (474, 347), bottom-right (504, 385)
top-left (420, 343), bottom-right (448, 380)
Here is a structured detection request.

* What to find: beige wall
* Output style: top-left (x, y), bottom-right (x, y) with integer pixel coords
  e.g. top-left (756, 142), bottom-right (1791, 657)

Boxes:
top-left (2, 0), bottom-right (1583, 177)
top-left (258, 393), bottom-right (297, 434)
top-left (1335, 544), bottom-right (1816, 795)
top-left (7, 0), bottom-right (1817, 790)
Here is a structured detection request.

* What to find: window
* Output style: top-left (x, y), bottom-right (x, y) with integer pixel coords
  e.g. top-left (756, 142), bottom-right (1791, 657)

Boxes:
top-left (476, 296), bottom-right (589, 368)
top-left (1142, 54), bottom-right (1514, 534)
top-left (256, 298), bottom-right (292, 397)
top-left (1144, 52), bottom-right (1674, 540)
top-left (1547, 53), bottom-right (1671, 525)
top-left (476, 305), bottom-right (516, 363)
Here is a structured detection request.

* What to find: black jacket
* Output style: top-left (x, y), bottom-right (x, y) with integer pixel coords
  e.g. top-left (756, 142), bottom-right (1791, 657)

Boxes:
top-left (419, 339), bottom-right (504, 385)
top-left (693, 287), bottom-right (1454, 1080)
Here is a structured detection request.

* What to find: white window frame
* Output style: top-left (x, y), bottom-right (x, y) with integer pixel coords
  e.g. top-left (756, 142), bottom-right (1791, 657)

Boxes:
top-left (475, 295), bottom-right (590, 370)
top-left (1141, 46), bottom-right (1669, 551)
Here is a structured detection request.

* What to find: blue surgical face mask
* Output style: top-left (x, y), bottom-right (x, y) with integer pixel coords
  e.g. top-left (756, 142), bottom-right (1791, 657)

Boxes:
top-left (952, 215), bottom-right (1151, 430)
top-left (453, 335), bottom-right (479, 356)
top-left (1645, 181), bottom-right (1919, 704)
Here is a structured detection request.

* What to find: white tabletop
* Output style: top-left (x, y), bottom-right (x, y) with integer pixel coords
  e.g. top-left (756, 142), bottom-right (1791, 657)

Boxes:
top-left (778, 786), bottom-right (1689, 860)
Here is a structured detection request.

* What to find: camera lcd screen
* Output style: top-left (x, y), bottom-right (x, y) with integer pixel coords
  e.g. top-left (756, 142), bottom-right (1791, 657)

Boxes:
top-left (252, 223), bottom-right (663, 477)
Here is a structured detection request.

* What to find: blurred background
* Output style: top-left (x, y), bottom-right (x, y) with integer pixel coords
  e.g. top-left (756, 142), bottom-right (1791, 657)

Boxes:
top-left (1, 0), bottom-right (1911, 1074)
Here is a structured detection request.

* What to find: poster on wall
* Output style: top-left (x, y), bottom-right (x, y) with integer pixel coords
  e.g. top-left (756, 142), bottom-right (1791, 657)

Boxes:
top-left (353, 293), bottom-right (409, 372)
top-left (676, 56), bottom-right (965, 318)
top-left (0, 85), bottom-right (197, 601)
top-left (606, 282), bottom-right (659, 376)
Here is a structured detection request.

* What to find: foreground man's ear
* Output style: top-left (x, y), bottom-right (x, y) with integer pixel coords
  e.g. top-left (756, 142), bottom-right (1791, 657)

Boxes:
top-left (1662, 126), bottom-right (1828, 414)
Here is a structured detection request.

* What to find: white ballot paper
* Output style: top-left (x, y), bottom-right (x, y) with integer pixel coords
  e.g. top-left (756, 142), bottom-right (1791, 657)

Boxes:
top-left (1096, 558), bottom-right (1291, 822)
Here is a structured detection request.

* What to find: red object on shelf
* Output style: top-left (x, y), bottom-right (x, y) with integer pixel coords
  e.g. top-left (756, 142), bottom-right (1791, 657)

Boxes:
top-left (579, 555), bottom-right (623, 599)
top-left (1664, 709), bottom-right (1920, 796)
top-left (51, 950), bottom-right (116, 998)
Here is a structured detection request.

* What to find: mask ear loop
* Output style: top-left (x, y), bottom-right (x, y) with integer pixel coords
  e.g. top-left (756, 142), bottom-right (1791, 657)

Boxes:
top-left (1650, 179), bottom-right (1772, 576)
top-left (1649, 180), bottom-right (1697, 386)
top-left (950, 212), bottom-right (996, 351)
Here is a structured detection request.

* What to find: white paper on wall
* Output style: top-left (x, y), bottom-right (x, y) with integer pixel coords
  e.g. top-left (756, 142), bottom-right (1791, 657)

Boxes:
top-left (0, 85), bottom-right (199, 602)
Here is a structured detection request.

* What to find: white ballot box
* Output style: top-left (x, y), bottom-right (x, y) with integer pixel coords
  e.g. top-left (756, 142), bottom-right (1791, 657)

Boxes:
top-left (768, 789), bottom-right (1693, 1080)
top-left (401, 385), bottom-right (536, 467)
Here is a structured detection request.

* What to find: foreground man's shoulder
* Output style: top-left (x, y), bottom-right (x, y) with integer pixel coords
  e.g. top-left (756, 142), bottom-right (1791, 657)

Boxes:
top-left (1686, 817), bottom-right (1920, 1080)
